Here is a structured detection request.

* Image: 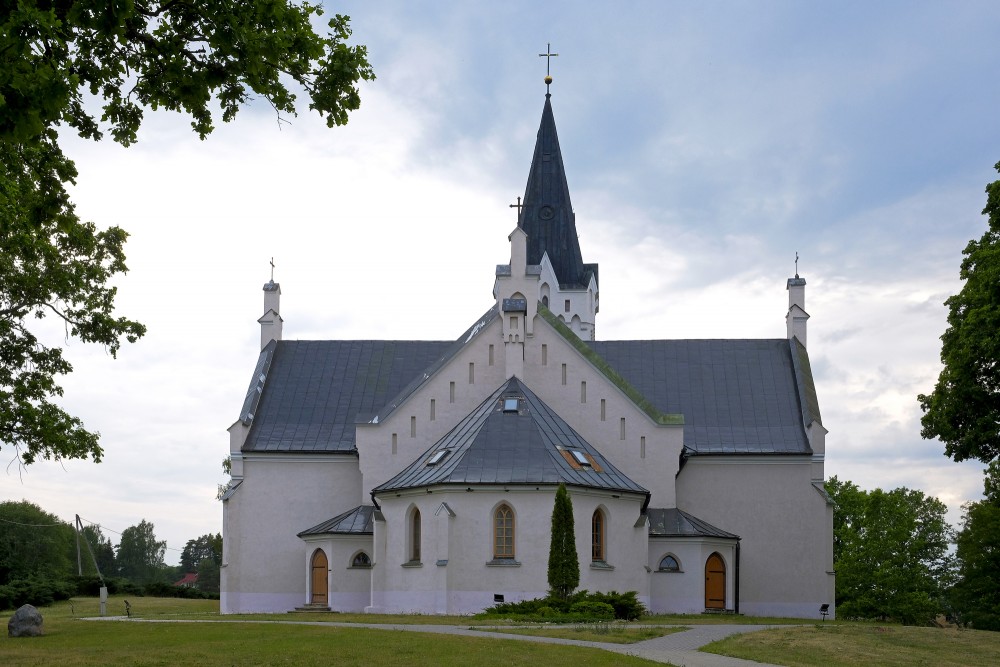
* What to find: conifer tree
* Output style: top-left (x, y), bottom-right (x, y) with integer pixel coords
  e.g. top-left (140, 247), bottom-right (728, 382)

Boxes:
top-left (547, 483), bottom-right (579, 599)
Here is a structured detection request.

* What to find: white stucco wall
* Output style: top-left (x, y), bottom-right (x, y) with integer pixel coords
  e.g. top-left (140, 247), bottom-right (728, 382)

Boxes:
top-left (647, 538), bottom-right (739, 614)
top-left (221, 454), bottom-right (362, 613)
top-left (299, 536), bottom-right (374, 612)
top-left (356, 317), bottom-right (510, 493)
top-left (675, 457), bottom-right (835, 619)
top-left (368, 486), bottom-right (648, 615)
top-left (522, 321), bottom-right (685, 508)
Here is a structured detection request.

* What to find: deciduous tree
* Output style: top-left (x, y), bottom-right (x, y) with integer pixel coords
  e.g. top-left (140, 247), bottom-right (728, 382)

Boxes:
top-left (116, 519), bottom-right (166, 585)
top-left (951, 461), bottom-right (1000, 630)
top-left (1, 1), bottom-right (373, 466)
top-left (180, 533), bottom-right (222, 573)
top-left (919, 161), bottom-right (1000, 463)
top-left (547, 483), bottom-right (579, 600)
top-left (827, 477), bottom-right (953, 624)
top-left (0, 500), bottom-right (74, 584)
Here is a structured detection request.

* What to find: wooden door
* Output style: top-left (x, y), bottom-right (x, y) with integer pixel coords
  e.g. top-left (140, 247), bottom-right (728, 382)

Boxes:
top-left (310, 550), bottom-right (328, 605)
top-left (705, 553), bottom-right (726, 610)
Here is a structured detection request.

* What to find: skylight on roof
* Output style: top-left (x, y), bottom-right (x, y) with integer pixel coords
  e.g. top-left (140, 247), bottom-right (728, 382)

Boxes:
top-left (570, 450), bottom-right (591, 467)
top-left (427, 450), bottom-right (450, 466)
top-left (502, 398), bottom-right (519, 413)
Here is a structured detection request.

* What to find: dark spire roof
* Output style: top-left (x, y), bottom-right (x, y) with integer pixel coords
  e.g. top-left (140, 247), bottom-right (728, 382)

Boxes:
top-left (519, 95), bottom-right (589, 288)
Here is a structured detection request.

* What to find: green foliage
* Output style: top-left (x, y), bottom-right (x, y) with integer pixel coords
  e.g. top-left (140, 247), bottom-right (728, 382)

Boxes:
top-left (568, 600), bottom-right (615, 620)
top-left (0, 500), bottom-right (75, 584)
top-left (180, 533), bottom-right (222, 572)
top-left (0, 1), bottom-right (372, 466)
top-left (196, 555), bottom-right (221, 594)
top-left (115, 519), bottom-right (166, 585)
top-left (919, 161), bottom-right (1000, 463)
top-left (547, 483), bottom-right (580, 600)
top-left (144, 580), bottom-right (218, 600)
top-left (479, 590), bottom-right (645, 622)
top-left (78, 524), bottom-right (116, 577)
top-left (951, 462), bottom-right (1000, 630)
top-left (0, 576), bottom-right (75, 609)
top-left (826, 477), bottom-right (953, 625)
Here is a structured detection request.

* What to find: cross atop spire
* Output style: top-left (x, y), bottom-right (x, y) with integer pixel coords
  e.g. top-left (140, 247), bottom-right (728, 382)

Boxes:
top-left (270, 256), bottom-right (276, 282)
top-left (539, 42), bottom-right (558, 94)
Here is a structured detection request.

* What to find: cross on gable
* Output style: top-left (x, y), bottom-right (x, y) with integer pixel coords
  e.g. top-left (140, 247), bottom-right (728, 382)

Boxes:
top-left (509, 196), bottom-right (523, 221)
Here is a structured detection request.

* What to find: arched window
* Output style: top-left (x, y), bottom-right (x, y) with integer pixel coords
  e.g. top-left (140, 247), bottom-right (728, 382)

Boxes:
top-left (409, 508), bottom-right (421, 563)
top-left (494, 504), bottom-right (515, 559)
top-left (591, 508), bottom-right (606, 562)
top-left (658, 554), bottom-right (681, 572)
top-left (352, 552), bottom-right (371, 568)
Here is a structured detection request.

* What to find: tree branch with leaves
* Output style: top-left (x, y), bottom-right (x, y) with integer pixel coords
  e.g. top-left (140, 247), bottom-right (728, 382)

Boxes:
top-left (1, 1), bottom-right (373, 465)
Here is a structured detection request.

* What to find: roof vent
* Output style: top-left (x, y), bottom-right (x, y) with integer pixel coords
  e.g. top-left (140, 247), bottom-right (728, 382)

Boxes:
top-left (426, 450), bottom-right (450, 466)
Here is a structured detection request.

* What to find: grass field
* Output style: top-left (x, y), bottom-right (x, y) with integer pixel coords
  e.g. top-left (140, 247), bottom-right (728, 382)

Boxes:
top-left (476, 623), bottom-right (685, 643)
top-left (7, 597), bottom-right (1000, 667)
top-left (703, 623), bottom-right (1000, 667)
top-left (1, 597), bottom-right (664, 667)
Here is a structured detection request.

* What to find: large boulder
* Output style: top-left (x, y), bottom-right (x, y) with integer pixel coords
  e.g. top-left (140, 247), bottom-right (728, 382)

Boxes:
top-left (8, 604), bottom-right (43, 637)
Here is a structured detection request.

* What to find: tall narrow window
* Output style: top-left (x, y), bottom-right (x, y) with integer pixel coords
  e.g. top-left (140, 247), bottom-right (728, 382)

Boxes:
top-left (564, 299), bottom-right (571, 313)
top-left (450, 381), bottom-right (456, 403)
top-left (601, 399), bottom-right (606, 421)
top-left (391, 433), bottom-right (397, 455)
top-left (509, 315), bottom-right (518, 329)
top-left (410, 508), bottom-right (421, 563)
top-left (469, 362), bottom-right (475, 384)
top-left (640, 436), bottom-right (646, 459)
top-left (430, 399), bottom-right (436, 421)
top-left (541, 344), bottom-right (548, 365)
top-left (410, 415), bottom-right (416, 437)
top-left (580, 381), bottom-right (587, 403)
top-left (489, 344), bottom-right (494, 366)
top-left (620, 417), bottom-right (626, 440)
top-left (561, 363), bottom-right (567, 385)
top-left (592, 509), bottom-right (606, 562)
top-left (494, 504), bottom-right (515, 559)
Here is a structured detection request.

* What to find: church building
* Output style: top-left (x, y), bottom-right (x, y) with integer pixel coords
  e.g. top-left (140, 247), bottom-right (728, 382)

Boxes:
top-left (221, 83), bottom-right (835, 618)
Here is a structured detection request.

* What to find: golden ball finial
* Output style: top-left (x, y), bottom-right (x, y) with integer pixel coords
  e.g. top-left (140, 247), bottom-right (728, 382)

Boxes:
top-left (544, 75), bottom-right (553, 85)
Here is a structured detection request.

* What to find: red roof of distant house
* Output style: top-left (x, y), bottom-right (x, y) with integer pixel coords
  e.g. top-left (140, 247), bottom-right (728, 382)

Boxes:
top-left (174, 572), bottom-right (198, 587)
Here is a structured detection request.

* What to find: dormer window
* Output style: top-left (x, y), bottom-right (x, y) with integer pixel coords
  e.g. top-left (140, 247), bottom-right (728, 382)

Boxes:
top-left (570, 450), bottom-right (591, 467)
top-left (502, 398), bottom-right (519, 413)
top-left (426, 450), bottom-right (450, 466)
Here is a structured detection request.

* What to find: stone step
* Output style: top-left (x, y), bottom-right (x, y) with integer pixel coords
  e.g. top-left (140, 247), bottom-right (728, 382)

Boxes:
top-left (292, 604), bottom-right (333, 613)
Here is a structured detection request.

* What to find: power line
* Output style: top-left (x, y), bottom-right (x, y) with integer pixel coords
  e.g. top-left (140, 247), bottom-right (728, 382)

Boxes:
top-left (0, 517), bottom-right (67, 528)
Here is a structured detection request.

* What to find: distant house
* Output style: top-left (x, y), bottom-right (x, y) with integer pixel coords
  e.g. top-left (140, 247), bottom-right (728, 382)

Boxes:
top-left (174, 572), bottom-right (199, 588)
top-left (221, 86), bottom-right (834, 618)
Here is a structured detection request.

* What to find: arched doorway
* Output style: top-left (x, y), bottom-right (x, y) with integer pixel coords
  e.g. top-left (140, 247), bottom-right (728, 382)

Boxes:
top-left (310, 549), bottom-right (328, 605)
top-left (705, 553), bottom-right (726, 610)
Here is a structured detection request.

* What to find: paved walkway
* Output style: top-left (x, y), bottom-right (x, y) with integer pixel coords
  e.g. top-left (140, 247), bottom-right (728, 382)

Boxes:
top-left (83, 617), bottom-right (787, 667)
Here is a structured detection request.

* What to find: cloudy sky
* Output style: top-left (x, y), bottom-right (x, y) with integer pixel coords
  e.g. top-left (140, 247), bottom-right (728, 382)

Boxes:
top-left (4, 1), bottom-right (1000, 564)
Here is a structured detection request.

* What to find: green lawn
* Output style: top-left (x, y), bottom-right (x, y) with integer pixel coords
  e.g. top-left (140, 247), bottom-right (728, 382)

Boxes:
top-left (2, 597), bottom-right (664, 667)
top-left (703, 623), bottom-right (1000, 667)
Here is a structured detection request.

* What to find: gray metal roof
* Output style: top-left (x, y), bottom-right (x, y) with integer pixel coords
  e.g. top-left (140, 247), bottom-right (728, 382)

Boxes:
top-left (374, 377), bottom-right (649, 497)
top-left (240, 308), bottom-right (499, 454)
top-left (647, 508), bottom-right (739, 539)
top-left (586, 339), bottom-right (816, 455)
top-left (298, 505), bottom-right (375, 537)
top-left (241, 339), bottom-right (453, 453)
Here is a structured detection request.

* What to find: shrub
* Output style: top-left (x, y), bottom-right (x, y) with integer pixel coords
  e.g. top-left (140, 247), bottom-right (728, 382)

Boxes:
top-left (569, 600), bottom-right (615, 620)
top-left (479, 590), bottom-right (645, 621)
top-left (0, 577), bottom-right (75, 610)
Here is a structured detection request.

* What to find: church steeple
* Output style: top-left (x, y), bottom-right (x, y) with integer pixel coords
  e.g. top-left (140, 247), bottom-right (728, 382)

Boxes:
top-left (518, 94), bottom-right (588, 288)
